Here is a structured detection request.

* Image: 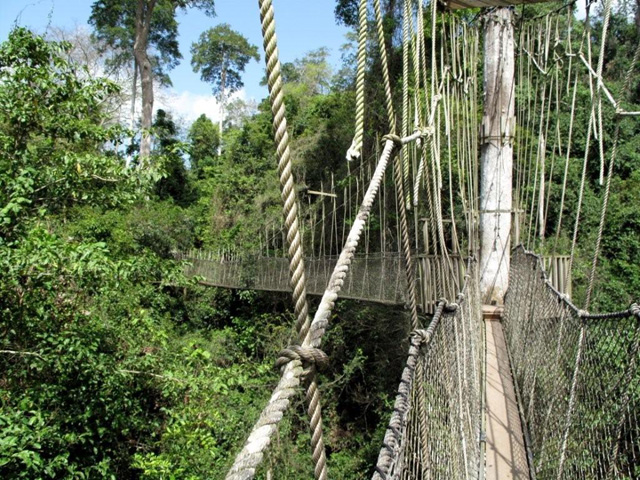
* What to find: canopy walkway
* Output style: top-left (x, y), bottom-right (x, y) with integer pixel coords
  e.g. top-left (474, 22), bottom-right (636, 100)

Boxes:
top-left (190, 0), bottom-right (640, 478)
top-left (179, 251), bottom-right (570, 311)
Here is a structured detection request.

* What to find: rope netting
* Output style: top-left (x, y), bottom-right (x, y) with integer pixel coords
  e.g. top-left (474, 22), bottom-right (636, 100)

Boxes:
top-left (503, 246), bottom-right (640, 480)
top-left (373, 258), bottom-right (483, 480)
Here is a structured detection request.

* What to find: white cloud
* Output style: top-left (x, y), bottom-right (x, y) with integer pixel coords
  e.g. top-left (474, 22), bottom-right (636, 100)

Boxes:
top-left (156, 89), bottom-right (248, 126)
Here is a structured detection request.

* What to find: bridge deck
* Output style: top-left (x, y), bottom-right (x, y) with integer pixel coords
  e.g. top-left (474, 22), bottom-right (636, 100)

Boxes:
top-left (485, 317), bottom-right (529, 479)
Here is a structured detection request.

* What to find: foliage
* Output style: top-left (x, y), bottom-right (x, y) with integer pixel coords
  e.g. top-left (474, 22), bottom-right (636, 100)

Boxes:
top-left (152, 109), bottom-right (193, 206)
top-left (0, 28), bottom-right (149, 240)
top-left (190, 24), bottom-right (259, 99)
top-left (89, 0), bottom-right (216, 85)
top-left (188, 113), bottom-right (220, 176)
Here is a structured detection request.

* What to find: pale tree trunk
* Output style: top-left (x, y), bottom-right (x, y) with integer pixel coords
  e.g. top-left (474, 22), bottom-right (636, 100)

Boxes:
top-left (130, 58), bottom-right (137, 131)
top-left (133, 0), bottom-right (156, 166)
top-left (217, 61), bottom-right (227, 155)
top-left (479, 8), bottom-right (515, 305)
top-left (128, 58), bottom-right (138, 167)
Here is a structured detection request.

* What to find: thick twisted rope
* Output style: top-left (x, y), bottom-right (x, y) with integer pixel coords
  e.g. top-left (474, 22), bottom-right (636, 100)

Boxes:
top-left (346, 0), bottom-right (368, 161)
top-left (227, 2), bottom-right (326, 479)
top-left (373, 0), bottom-right (396, 133)
top-left (307, 137), bottom-right (401, 347)
top-left (372, 300), bottom-right (448, 480)
top-left (401, 0), bottom-right (411, 209)
top-left (257, 0), bottom-right (310, 344)
top-left (228, 134), bottom-right (410, 479)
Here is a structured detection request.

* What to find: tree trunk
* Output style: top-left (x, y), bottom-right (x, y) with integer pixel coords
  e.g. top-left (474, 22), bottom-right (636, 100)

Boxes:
top-left (128, 58), bottom-right (138, 167)
top-left (133, 0), bottom-right (156, 166)
top-left (218, 61), bottom-right (226, 155)
top-left (479, 8), bottom-right (515, 305)
top-left (130, 58), bottom-right (138, 131)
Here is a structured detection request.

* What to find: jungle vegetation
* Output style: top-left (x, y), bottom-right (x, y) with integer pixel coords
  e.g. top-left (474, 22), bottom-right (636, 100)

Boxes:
top-left (1, 1), bottom-right (639, 478)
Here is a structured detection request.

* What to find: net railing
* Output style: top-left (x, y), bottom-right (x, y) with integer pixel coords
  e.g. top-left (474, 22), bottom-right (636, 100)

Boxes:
top-left (372, 258), bottom-right (483, 480)
top-left (503, 246), bottom-right (640, 480)
top-left (176, 251), bottom-right (470, 309)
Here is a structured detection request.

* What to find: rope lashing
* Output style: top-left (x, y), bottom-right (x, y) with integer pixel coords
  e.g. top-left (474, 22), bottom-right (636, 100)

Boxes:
top-left (382, 133), bottom-right (403, 147)
top-left (276, 346), bottom-right (330, 373)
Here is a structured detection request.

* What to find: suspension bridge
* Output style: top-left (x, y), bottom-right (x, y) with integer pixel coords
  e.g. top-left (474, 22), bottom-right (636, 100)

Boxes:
top-left (182, 0), bottom-right (640, 478)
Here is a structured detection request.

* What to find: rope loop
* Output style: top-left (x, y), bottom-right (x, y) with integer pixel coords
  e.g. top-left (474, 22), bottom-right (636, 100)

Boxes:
top-left (276, 345), bottom-right (330, 373)
top-left (411, 328), bottom-right (429, 345)
top-left (382, 133), bottom-right (403, 148)
top-left (445, 302), bottom-right (460, 312)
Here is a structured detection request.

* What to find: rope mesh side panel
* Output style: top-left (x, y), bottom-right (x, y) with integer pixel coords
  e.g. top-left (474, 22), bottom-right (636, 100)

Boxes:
top-left (503, 246), bottom-right (640, 480)
top-left (373, 258), bottom-right (482, 479)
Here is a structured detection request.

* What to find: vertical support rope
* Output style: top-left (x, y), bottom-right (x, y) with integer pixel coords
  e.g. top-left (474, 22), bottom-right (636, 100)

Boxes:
top-left (401, 0), bottom-right (411, 209)
top-left (256, 2), bottom-right (328, 479)
top-left (346, 0), bottom-right (368, 162)
top-left (374, 0), bottom-right (395, 132)
top-left (584, 40), bottom-right (640, 308)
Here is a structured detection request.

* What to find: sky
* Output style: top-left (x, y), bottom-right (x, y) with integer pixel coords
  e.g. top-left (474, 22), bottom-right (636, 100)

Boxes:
top-left (0, 0), bottom-right (352, 125)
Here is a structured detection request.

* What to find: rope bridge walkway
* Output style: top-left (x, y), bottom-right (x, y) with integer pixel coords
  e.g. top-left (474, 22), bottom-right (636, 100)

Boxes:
top-left (178, 250), bottom-right (569, 312)
top-left (193, 0), bottom-right (640, 477)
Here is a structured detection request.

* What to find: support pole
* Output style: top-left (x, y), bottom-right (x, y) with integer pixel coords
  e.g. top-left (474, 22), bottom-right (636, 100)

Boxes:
top-left (480, 8), bottom-right (514, 304)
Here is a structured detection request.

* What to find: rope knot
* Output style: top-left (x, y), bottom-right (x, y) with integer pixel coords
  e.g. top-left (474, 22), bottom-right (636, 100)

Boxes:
top-left (445, 302), bottom-right (459, 312)
top-left (276, 345), bottom-right (330, 372)
top-left (630, 303), bottom-right (640, 318)
top-left (411, 329), bottom-right (429, 345)
top-left (382, 133), bottom-right (403, 148)
top-left (346, 143), bottom-right (361, 162)
top-left (577, 309), bottom-right (589, 318)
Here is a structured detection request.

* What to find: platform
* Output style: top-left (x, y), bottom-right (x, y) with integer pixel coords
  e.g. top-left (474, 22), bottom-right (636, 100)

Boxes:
top-left (485, 317), bottom-right (529, 479)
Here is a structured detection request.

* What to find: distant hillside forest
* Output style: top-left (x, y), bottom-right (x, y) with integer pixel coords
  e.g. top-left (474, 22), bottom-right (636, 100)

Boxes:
top-left (1, 1), bottom-right (639, 478)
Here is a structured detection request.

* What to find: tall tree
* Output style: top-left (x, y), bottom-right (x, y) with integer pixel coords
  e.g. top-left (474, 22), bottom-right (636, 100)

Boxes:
top-left (89, 0), bottom-right (216, 164)
top-left (191, 24), bottom-right (259, 153)
top-left (188, 113), bottom-right (219, 176)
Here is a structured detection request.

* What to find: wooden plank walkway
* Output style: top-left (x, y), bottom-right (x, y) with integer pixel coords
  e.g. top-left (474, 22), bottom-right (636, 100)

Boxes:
top-left (485, 317), bottom-right (529, 479)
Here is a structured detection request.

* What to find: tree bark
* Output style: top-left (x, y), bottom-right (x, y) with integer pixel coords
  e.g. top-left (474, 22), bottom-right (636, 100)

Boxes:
top-left (218, 60), bottom-right (226, 155)
top-left (479, 8), bottom-right (515, 305)
top-left (133, 0), bottom-right (157, 166)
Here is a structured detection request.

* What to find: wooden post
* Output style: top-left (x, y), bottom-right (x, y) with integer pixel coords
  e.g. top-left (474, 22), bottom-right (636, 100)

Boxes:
top-left (479, 8), bottom-right (515, 304)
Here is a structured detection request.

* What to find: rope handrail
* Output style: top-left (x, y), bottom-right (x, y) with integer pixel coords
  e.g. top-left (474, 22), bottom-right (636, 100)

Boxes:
top-left (503, 247), bottom-right (640, 479)
top-left (372, 256), bottom-right (482, 479)
top-left (511, 245), bottom-right (639, 321)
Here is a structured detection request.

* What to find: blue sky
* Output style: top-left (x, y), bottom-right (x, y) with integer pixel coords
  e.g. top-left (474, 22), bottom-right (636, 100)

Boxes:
top-left (0, 0), bottom-right (352, 123)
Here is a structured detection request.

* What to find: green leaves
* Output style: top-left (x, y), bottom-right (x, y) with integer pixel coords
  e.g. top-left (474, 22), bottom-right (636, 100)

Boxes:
top-left (0, 29), bottom-right (147, 239)
top-left (190, 24), bottom-right (259, 97)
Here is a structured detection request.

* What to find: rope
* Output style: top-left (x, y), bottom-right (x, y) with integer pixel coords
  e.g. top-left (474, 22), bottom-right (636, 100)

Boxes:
top-left (227, 131), bottom-right (414, 479)
top-left (401, 0), bottom-right (411, 209)
top-left (346, 0), bottom-right (368, 162)
top-left (584, 25), bottom-right (640, 309)
top-left (372, 301), bottom-right (447, 479)
top-left (373, 0), bottom-right (395, 133)
top-left (227, 2), bottom-right (327, 478)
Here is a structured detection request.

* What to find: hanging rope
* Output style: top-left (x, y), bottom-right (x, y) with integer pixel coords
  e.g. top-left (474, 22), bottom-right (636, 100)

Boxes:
top-left (346, 0), bottom-right (368, 161)
top-left (373, 0), bottom-right (396, 133)
top-left (227, 2), bottom-right (327, 478)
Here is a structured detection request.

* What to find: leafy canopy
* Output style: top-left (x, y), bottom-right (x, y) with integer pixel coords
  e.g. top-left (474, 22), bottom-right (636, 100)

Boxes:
top-left (0, 28), bottom-right (144, 240)
top-left (191, 23), bottom-right (259, 97)
top-left (89, 0), bottom-right (216, 85)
